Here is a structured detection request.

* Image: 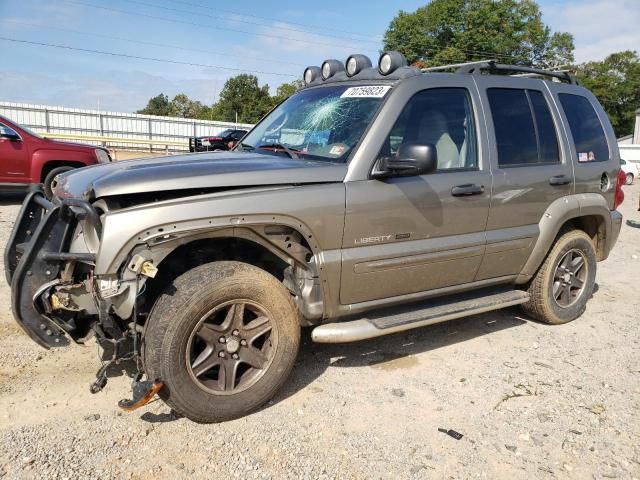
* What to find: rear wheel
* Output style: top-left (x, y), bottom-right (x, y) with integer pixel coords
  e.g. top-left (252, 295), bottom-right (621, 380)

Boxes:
top-left (522, 229), bottom-right (596, 324)
top-left (43, 166), bottom-right (74, 199)
top-left (625, 173), bottom-right (634, 185)
top-left (143, 261), bottom-right (300, 423)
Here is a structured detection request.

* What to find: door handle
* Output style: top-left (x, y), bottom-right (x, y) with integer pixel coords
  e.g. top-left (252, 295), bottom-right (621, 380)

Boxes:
top-left (451, 184), bottom-right (484, 196)
top-left (549, 175), bottom-right (572, 186)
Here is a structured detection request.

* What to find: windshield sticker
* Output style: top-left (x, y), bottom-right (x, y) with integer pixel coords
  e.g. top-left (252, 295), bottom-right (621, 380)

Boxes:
top-left (340, 86), bottom-right (391, 98)
top-left (329, 144), bottom-right (347, 156)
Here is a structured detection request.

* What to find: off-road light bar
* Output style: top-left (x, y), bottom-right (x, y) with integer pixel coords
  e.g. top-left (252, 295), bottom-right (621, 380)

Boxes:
top-left (378, 51), bottom-right (407, 75)
top-left (321, 59), bottom-right (345, 80)
top-left (345, 54), bottom-right (372, 77)
top-left (303, 66), bottom-right (321, 85)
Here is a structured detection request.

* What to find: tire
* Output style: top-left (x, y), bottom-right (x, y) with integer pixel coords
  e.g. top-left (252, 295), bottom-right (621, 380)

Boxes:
top-left (43, 166), bottom-right (74, 199)
top-left (143, 261), bottom-right (300, 423)
top-left (522, 229), bottom-right (596, 325)
top-left (625, 173), bottom-right (634, 185)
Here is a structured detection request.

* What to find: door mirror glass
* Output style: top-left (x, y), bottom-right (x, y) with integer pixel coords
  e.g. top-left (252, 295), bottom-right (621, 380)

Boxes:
top-left (377, 142), bottom-right (438, 178)
top-left (0, 124), bottom-right (21, 141)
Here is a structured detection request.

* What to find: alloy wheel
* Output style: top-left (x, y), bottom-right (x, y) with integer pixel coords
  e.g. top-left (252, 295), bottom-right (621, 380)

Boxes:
top-left (552, 249), bottom-right (588, 307)
top-left (186, 300), bottom-right (277, 395)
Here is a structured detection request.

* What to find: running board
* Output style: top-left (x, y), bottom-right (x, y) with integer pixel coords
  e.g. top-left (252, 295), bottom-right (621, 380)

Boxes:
top-left (312, 289), bottom-right (530, 343)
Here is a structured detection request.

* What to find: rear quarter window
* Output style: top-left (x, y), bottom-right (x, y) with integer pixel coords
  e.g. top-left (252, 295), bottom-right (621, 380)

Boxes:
top-left (558, 93), bottom-right (609, 163)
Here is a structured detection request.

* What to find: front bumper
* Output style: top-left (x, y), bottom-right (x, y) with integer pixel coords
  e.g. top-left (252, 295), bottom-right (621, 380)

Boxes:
top-left (5, 187), bottom-right (99, 348)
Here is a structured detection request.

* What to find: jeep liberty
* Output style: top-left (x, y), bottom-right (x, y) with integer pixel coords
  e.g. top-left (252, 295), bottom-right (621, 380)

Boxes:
top-left (5, 53), bottom-right (624, 422)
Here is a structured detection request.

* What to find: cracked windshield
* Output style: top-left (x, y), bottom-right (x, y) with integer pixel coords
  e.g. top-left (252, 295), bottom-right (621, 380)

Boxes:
top-left (241, 85), bottom-right (389, 162)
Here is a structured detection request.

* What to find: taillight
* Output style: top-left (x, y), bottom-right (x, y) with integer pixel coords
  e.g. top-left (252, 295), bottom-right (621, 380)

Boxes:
top-left (614, 169), bottom-right (625, 210)
top-left (209, 136), bottom-right (222, 141)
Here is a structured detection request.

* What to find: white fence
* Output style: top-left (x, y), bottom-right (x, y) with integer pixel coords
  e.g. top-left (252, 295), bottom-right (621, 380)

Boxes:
top-left (0, 102), bottom-right (254, 152)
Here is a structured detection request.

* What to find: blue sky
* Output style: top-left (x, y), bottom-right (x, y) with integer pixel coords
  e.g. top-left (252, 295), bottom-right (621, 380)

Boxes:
top-left (0, 0), bottom-right (638, 112)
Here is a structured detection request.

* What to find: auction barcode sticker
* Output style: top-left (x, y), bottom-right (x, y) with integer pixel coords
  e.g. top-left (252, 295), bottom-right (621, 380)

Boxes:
top-left (340, 86), bottom-right (392, 98)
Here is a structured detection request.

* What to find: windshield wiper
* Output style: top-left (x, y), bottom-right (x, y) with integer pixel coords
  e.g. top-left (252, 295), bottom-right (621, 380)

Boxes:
top-left (239, 142), bottom-right (255, 151)
top-left (257, 143), bottom-right (300, 160)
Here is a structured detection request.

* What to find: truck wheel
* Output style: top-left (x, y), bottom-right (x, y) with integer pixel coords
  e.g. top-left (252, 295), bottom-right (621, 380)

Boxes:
top-left (522, 229), bottom-right (596, 324)
top-left (625, 173), bottom-right (634, 185)
top-left (143, 261), bottom-right (300, 423)
top-left (43, 166), bottom-right (74, 199)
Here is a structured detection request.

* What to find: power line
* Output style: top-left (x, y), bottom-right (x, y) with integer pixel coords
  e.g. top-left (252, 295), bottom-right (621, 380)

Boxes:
top-left (126, 0), bottom-right (382, 45)
top-left (64, 0), bottom-right (376, 52)
top-left (163, 0), bottom-right (384, 41)
top-left (2, 19), bottom-right (308, 68)
top-left (0, 36), bottom-right (298, 77)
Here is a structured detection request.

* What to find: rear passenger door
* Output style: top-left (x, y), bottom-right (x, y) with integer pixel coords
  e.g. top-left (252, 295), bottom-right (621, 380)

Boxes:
top-left (473, 77), bottom-right (573, 280)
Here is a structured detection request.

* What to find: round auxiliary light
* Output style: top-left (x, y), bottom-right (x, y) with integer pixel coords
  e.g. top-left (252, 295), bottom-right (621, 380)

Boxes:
top-left (345, 54), bottom-right (372, 77)
top-left (321, 59), bottom-right (345, 80)
top-left (378, 51), bottom-right (408, 75)
top-left (303, 66), bottom-right (321, 85)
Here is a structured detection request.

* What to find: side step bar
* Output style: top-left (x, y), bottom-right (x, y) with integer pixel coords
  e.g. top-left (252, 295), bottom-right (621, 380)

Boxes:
top-left (312, 289), bottom-right (530, 343)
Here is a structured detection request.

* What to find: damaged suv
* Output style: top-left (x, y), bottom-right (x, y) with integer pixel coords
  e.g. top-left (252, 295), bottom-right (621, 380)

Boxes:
top-left (6, 53), bottom-right (624, 422)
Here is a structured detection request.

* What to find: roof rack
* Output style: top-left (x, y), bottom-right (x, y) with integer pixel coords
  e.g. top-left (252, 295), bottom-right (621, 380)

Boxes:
top-left (421, 59), bottom-right (497, 72)
top-left (421, 59), bottom-right (579, 85)
top-left (459, 61), bottom-right (579, 85)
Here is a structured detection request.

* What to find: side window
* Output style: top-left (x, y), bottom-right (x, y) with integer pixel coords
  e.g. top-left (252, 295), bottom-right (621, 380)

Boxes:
top-left (378, 88), bottom-right (477, 170)
top-left (0, 123), bottom-right (19, 137)
top-left (529, 91), bottom-right (560, 164)
top-left (558, 93), bottom-right (609, 163)
top-left (487, 88), bottom-right (559, 166)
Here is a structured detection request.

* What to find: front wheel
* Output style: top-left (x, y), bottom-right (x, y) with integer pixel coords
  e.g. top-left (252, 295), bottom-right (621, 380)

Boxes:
top-left (522, 229), bottom-right (597, 324)
top-left (143, 261), bottom-right (300, 423)
top-left (43, 166), bottom-right (74, 199)
top-left (625, 173), bottom-right (634, 185)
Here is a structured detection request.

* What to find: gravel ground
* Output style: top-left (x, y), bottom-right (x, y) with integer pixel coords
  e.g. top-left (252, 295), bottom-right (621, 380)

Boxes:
top-left (0, 186), bottom-right (639, 479)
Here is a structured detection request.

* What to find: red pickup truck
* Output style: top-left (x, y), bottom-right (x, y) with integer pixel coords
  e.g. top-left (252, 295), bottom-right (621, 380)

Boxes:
top-left (0, 115), bottom-right (111, 198)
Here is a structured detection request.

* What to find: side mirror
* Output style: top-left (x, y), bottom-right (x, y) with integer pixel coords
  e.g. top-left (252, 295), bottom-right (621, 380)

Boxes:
top-left (375, 143), bottom-right (437, 178)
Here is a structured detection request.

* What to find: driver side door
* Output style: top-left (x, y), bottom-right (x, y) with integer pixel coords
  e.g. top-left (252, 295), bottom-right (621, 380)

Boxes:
top-left (340, 84), bottom-right (492, 305)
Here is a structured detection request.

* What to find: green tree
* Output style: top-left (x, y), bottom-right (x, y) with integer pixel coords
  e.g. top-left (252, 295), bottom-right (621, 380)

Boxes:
top-left (136, 93), bottom-right (170, 116)
top-left (167, 93), bottom-right (207, 118)
top-left (384, 0), bottom-right (574, 68)
top-left (577, 51), bottom-right (640, 137)
top-left (211, 74), bottom-right (272, 124)
top-left (270, 80), bottom-right (304, 106)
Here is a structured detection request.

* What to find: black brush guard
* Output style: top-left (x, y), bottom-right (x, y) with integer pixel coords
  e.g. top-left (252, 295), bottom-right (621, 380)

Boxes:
top-left (5, 187), bottom-right (100, 348)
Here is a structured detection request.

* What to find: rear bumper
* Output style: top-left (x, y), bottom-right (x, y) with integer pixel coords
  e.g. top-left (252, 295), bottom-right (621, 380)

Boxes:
top-left (606, 209), bottom-right (623, 257)
top-left (5, 188), bottom-right (98, 348)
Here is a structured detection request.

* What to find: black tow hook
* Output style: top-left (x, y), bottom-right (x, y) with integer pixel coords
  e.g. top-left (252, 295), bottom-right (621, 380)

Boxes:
top-left (118, 377), bottom-right (164, 412)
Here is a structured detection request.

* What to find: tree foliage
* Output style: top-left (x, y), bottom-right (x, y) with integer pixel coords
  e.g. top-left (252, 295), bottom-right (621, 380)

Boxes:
top-left (271, 80), bottom-right (304, 105)
top-left (383, 0), bottom-right (574, 68)
top-left (210, 74), bottom-right (273, 124)
top-left (577, 51), bottom-right (640, 137)
top-left (137, 77), bottom-right (302, 123)
top-left (167, 93), bottom-right (209, 119)
top-left (136, 93), bottom-right (170, 116)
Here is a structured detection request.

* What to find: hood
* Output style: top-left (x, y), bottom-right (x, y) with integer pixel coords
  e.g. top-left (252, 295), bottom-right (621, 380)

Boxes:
top-left (44, 139), bottom-right (98, 151)
top-left (53, 151), bottom-right (347, 200)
